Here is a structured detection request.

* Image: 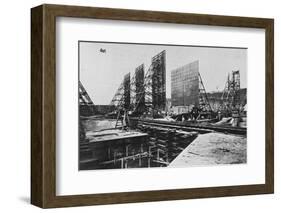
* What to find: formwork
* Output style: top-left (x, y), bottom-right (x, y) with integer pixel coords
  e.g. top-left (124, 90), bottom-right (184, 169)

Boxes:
top-left (79, 126), bottom-right (198, 170)
top-left (85, 130), bottom-right (149, 169)
top-left (171, 60), bottom-right (199, 107)
top-left (151, 50), bottom-right (166, 111)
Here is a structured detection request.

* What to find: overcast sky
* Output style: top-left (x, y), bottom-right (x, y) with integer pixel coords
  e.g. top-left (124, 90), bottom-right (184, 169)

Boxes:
top-left (79, 41), bottom-right (247, 105)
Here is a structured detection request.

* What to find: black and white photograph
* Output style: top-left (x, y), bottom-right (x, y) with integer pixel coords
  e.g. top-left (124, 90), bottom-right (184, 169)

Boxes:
top-left (79, 41), bottom-right (247, 170)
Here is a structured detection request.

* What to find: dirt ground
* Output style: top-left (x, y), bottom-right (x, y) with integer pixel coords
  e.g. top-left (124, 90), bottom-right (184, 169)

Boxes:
top-left (169, 132), bottom-right (246, 167)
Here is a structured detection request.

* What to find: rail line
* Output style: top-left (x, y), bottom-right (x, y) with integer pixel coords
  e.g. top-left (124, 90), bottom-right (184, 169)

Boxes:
top-left (134, 118), bottom-right (246, 136)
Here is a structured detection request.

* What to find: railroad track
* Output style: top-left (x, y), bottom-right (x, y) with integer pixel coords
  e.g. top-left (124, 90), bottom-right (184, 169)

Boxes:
top-left (134, 118), bottom-right (246, 136)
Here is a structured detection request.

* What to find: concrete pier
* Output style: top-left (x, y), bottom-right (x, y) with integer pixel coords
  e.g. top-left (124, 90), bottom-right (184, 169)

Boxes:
top-left (169, 132), bottom-right (246, 167)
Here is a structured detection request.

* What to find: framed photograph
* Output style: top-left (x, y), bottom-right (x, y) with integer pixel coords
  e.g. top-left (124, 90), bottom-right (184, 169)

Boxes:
top-left (31, 4), bottom-right (274, 208)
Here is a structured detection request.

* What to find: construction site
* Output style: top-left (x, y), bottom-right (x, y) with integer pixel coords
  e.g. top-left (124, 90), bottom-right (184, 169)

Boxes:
top-left (79, 49), bottom-right (247, 170)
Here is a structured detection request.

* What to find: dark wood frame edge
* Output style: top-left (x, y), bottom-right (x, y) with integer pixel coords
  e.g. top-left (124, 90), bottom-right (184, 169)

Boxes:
top-left (31, 4), bottom-right (274, 208)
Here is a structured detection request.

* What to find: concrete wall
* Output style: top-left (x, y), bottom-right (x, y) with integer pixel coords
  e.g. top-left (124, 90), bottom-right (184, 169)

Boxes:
top-left (171, 60), bottom-right (199, 107)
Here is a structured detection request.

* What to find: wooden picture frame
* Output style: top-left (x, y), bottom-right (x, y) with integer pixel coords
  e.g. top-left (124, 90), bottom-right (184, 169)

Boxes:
top-left (31, 4), bottom-right (274, 208)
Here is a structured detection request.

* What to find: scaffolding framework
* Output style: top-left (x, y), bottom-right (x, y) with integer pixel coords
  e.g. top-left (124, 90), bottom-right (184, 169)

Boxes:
top-left (198, 72), bottom-right (212, 112)
top-left (220, 70), bottom-right (241, 112)
top-left (110, 83), bottom-right (124, 107)
top-left (151, 50), bottom-right (166, 111)
top-left (134, 64), bottom-right (145, 114)
top-left (110, 50), bottom-right (166, 118)
top-left (123, 73), bottom-right (131, 110)
top-left (79, 81), bottom-right (95, 116)
top-left (110, 73), bottom-right (131, 129)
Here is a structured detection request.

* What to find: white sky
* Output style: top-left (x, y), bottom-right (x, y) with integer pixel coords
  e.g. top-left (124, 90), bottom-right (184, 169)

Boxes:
top-left (79, 42), bottom-right (247, 105)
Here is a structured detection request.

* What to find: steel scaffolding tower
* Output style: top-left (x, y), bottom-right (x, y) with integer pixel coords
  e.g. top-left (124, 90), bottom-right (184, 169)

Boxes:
top-left (79, 81), bottom-right (95, 116)
top-left (151, 50), bottom-right (166, 111)
top-left (110, 50), bottom-right (166, 118)
top-left (110, 73), bottom-right (131, 129)
top-left (133, 64), bottom-right (145, 114)
top-left (198, 72), bottom-right (212, 112)
top-left (220, 70), bottom-right (241, 112)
